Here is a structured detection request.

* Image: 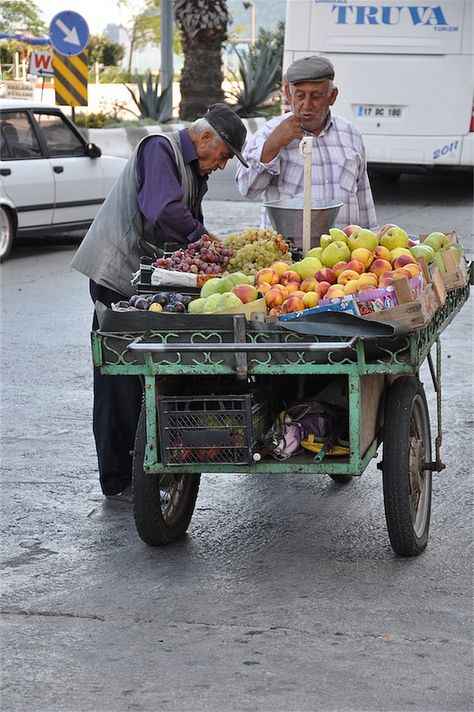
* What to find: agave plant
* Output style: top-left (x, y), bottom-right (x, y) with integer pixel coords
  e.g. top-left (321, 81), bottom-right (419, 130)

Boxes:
top-left (125, 71), bottom-right (171, 121)
top-left (227, 43), bottom-right (281, 117)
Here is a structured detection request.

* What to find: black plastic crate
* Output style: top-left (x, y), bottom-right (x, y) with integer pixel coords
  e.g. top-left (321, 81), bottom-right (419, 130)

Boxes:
top-left (157, 394), bottom-right (270, 466)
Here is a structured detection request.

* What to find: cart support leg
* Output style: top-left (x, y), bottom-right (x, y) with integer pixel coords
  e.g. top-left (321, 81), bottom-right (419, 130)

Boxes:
top-left (143, 376), bottom-right (158, 472)
top-left (426, 339), bottom-right (445, 472)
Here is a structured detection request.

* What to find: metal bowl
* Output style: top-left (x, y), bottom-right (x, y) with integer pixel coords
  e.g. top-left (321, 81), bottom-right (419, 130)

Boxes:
top-left (263, 196), bottom-right (343, 249)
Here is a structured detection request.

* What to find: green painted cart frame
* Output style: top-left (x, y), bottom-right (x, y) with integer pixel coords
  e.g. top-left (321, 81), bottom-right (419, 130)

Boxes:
top-left (91, 280), bottom-right (470, 554)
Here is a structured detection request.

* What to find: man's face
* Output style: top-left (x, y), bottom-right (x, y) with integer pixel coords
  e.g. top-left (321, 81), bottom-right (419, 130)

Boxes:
top-left (196, 132), bottom-right (233, 176)
top-left (287, 80), bottom-right (338, 134)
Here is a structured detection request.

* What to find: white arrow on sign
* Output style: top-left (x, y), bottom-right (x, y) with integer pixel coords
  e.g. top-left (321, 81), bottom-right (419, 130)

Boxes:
top-left (54, 17), bottom-right (80, 46)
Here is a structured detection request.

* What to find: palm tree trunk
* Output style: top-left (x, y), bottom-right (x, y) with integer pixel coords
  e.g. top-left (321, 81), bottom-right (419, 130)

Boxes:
top-left (179, 30), bottom-right (226, 120)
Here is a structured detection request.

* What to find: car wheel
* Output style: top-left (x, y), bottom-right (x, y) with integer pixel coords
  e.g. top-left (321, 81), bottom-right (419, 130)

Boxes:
top-left (0, 206), bottom-right (14, 262)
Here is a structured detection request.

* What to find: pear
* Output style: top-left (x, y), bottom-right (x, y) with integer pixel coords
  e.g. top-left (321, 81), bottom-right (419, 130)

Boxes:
top-left (200, 278), bottom-right (223, 298)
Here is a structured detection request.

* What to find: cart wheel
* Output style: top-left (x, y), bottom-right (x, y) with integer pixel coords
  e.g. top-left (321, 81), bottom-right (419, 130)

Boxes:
top-left (328, 474), bottom-right (353, 484)
top-left (132, 403), bottom-right (200, 546)
top-left (382, 376), bottom-right (432, 557)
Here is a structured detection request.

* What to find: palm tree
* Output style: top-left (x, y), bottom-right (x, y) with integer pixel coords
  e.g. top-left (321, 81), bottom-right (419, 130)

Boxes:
top-left (174, 0), bottom-right (230, 120)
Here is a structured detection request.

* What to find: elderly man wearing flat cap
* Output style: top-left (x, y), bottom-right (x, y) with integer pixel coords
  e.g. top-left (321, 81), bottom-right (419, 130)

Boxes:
top-left (72, 103), bottom-right (248, 502)
top-left (236, 56), bottom-right (377, 232)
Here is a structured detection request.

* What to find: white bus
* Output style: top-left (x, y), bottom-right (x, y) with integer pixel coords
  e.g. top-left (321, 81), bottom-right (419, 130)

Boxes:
top-left (283, 0), bottom-right (473, 179)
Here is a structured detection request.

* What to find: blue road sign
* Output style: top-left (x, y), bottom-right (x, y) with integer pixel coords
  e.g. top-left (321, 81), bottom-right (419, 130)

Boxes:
top-left (49, 11), bottom-right (89, 56)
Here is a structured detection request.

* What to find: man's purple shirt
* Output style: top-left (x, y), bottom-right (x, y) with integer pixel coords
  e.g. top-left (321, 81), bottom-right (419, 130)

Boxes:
top-left (136, 129), bottom-right (208, 244)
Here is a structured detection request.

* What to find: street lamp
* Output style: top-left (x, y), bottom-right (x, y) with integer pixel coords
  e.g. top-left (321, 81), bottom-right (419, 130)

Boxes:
top-left (243, 1), bottom-right (256, 45)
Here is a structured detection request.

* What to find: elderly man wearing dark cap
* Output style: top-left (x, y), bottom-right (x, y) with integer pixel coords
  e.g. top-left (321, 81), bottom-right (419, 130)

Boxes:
top-left (236, 56), bottom-right (377, 232)
top-left (72, 103), bottom-right (248, 502)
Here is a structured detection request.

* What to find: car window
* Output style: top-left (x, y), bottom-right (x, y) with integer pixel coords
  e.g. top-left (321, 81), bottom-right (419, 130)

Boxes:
top-left (0, 111), bottom-right (42, 160)
top-left (34, 112), bottom-right (87, 158)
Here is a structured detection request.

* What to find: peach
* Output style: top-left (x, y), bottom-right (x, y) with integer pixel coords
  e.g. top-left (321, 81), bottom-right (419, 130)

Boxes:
top-left (231, 284), bottom-right (259, 304)
top-left (331, 262), bottom-right (348, 279)
top-left (345, 259), bottom-right (365, 275)
top-left (279, 270), bottom-right (301, 286)
top-left (393, 268), bottom-right (413, 280)
top-left (378, 275), bottom-right (395, 288)
top-left (392, 253), bottom-right (417, 269)
top-left (255, 267), bottom-right (279, 286)
top-left (325, 285), bottom-right (346, 298)
top-left (373, 245), bottom-right (392, 262)
top-left (337, 269), bottom-right (362, 285)
top-left (315, 267), bottom-right (336, 285)
top-left (318, 281), bottom-right (331, 297)
top-left (270, 261), bottom-right (291, 278)
top-left (401, 263), bottom-right (421, 279)
top-left (350, 248), bottom-right (374, 269)
top-left (300, 277), bottom-right (320, 293)
top-left (264, 287), bottom-right (286, 308)
top-left (272, 283), bottom-right (289, 298)
top-left (343, 280), bottom-right (360, 295)
top-left (285, 280), bottom-right (303, 294)
top-left (357, 273), bottom-right (378, 288)
top-left (369, 259), bottom-right (393, 278)
top-left (290, 290), bottom-right (306, 300)
top-left (283, 295), bottom-right (305, 313)
top-left (302, 292), bottom-right (319, 308)
top-left (268, 305), bottom-right (285, 317)
top-left (358, 284), bottom-right (377, 294)
top-left (257, 281), bottom-right (271, 295)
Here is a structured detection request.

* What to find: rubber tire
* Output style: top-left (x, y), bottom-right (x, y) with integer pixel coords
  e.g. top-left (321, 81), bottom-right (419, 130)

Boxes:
top-left (0, 206), bottom-right (14, 262)
top-left (382, 376), bottom-right (432, 557)
top-left (328, 474), bottom-right (353, 484)
top-left (132, 402), bottom-right (200, 546)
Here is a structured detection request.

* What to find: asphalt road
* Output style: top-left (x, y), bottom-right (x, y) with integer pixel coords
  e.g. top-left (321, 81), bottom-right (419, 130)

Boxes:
top-left (1, 173), bottom-right (473, 712)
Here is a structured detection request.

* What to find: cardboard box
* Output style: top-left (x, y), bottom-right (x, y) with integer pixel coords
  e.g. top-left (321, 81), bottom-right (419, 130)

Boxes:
top-left (362, 283), bottom-right (439, 329)
top-left (418, 229), bottom-right (470, 291)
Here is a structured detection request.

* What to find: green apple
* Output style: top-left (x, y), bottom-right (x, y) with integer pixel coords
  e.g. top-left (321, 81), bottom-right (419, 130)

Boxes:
top-left (321, 241), bottom-right (351, 268)
top-left (200, 277), bottom-right (223, 298)
top-left (449, 245), bottom-right (463, 264)
top-left (188, 297), bottom-right (207, 314)
top-left (328, 227), bottom-right (348, 244)
top-left (307, 246), bottom-right (323, 261)
top-left (410, 244), bottom-right (435, 264)
top-left (432, 251), bottom-right (447, 273)
top-left (423, 231), bottom-right (450, 251)
top-left (320, 234), bottom-right (333, 250)
top-left (294, 256), bottom-right (323, 279)
top-left (217, 292), bottom-right (244, 310)
top-left (347, 228), bottom-right (379, 253)
top-left (379, 226), bottom-right (409, 251)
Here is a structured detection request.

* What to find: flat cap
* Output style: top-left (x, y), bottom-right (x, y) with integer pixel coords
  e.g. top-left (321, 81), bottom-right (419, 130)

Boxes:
top-left (286, 56), bottom-right (335, 84)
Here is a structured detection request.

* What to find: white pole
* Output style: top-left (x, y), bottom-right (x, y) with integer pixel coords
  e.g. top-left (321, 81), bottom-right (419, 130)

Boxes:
top-left (299, 136), bottom-right (314, 255)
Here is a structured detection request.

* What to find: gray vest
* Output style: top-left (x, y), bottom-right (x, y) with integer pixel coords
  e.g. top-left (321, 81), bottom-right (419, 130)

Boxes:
top-left (71, 132), bottom-right (198, 298)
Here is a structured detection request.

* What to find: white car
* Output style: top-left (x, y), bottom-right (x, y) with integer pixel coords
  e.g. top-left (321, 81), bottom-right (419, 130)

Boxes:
top-left (0, 99), bottom-right (127, 261)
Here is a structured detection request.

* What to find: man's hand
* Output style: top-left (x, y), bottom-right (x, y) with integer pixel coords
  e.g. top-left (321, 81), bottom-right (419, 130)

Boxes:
top-left (261, 116), bottom-right (304, 163)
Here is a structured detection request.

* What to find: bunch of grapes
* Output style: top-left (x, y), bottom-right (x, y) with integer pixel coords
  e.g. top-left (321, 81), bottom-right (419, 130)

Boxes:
top-left (153, 235), bottom-right (233, 275)
top-left (224, 228), bottom-right (292, 276)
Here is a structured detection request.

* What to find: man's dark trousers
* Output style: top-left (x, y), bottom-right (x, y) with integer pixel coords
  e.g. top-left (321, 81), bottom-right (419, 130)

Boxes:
top-left (90, 280), bottom-right (143, 496)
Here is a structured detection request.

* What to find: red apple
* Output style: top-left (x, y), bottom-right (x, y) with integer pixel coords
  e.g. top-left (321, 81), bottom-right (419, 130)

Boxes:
top-left (342, 224), bottom-right (361, 237)
top-left (231, 284), bottom-right (259, 304)
top-left (315, 267), bottom-right (336, 284)
top-left (392, 253), bottom-right (417, 269)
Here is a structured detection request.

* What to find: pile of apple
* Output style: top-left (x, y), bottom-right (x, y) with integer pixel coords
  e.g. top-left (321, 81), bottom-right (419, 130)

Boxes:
top-left (255, 224), bottom-right (430, 316)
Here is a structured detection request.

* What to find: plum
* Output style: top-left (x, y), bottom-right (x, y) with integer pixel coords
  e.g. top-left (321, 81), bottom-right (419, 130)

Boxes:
top-left (129, 295), bottom-right (140, 307)
top-left (149, 292), bottom-right (168, 306)
top-left (135, 297), bottom-right (150, 310)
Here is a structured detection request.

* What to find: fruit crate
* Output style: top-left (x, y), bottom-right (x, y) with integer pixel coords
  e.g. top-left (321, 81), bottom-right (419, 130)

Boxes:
top-left (157, 393), bottom-right (270, 466)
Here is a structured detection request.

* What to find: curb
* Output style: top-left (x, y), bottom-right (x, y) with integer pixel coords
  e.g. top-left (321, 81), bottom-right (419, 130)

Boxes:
top-left (83, 117), bottom-right (268, 158)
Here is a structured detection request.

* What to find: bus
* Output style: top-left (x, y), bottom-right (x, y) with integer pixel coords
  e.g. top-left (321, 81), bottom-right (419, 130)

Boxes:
top-left (283, 0), bottom-right (473, 178)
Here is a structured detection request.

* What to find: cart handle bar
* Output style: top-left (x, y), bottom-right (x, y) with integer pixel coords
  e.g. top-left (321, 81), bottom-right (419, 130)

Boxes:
top-left (127, 336), bottom-right (358, 354)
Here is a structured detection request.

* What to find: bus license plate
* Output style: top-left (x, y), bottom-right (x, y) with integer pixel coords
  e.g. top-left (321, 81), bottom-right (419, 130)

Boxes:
top-left (356, 105), bottom-right (403, 118)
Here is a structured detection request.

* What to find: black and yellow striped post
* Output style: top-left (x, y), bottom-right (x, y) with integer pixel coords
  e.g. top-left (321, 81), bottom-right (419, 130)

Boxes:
top-left (53, 50), bottom-right (88, 106)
